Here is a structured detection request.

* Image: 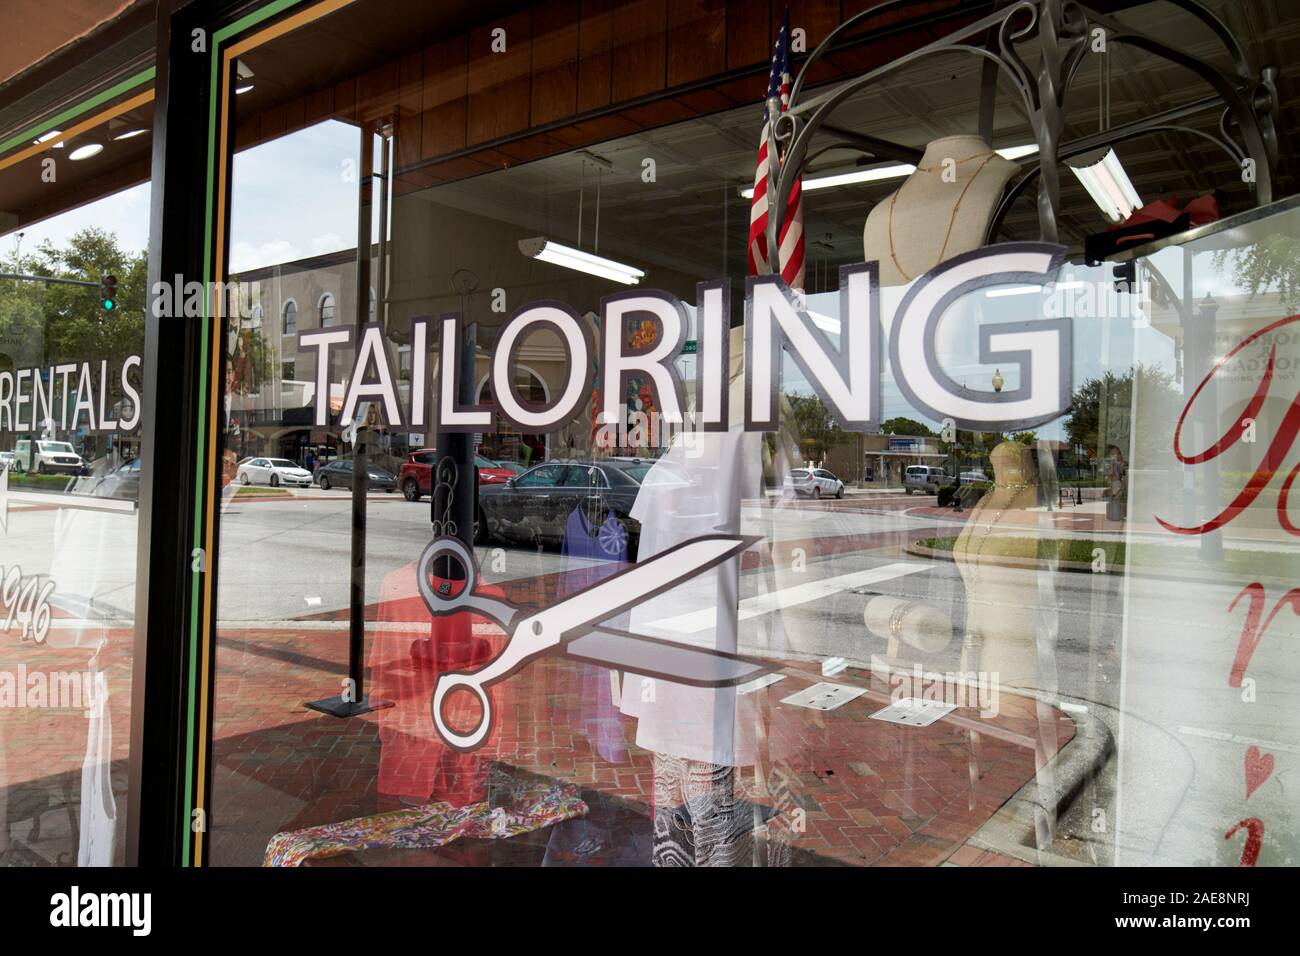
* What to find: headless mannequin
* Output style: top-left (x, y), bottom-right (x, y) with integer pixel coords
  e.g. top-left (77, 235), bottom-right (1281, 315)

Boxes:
top-left (952, 441), bottom-right (1041, 688)
top-left (864, 135), bottom-right (1020, 287)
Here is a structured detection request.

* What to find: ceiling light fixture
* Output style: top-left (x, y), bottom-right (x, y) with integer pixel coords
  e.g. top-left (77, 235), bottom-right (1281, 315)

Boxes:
top-left (68, 142), bottom-right (104, 161)
top-left (235, 59), bottom-right (255, 95)
top-left (519, 237), bottom-right (644, 285)
top-left (109, 119), bottom-right (148, 141)
top-left (1068, 148), bottom-right (1142, 222)
top-left (33, 129), bottom-right (61, 146)
top-left (739, 144), bottom-right (1038, 198)
top-left (984, 279), bottom-right (1087, 298)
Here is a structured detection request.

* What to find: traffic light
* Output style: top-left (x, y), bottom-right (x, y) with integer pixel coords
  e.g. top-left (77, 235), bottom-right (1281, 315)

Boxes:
top-left (100, 274), bottom-right (117, 311)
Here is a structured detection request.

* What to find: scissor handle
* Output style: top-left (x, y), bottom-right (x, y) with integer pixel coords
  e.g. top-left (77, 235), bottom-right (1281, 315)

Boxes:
top-left (417, 536), bottom-right (478, 613)
top-left (432, 672), bottom-right (493, 750)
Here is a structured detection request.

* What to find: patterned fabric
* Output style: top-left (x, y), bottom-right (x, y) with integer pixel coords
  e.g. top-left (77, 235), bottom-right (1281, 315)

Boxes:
top-left (651, 752), bottom-right (796, 867)
top-left (263, 770), bottom-right (587, 867)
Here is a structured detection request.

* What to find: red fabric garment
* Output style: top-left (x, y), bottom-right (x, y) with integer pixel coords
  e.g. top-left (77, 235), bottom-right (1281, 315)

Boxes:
top-left (367, 559), bottom-right (509, 806)
top-left (1119, 193), bottom-right (1220, 230)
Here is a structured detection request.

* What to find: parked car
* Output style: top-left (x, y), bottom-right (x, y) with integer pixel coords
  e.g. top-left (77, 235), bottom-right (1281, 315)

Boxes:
top-left (314, 458), bottom-right (397, 493)
top-left (959, 470), bottom-right (990, 485)
top-left (903, 465), bottom-right (954, 495)
top-left (476, 459), bottom-right (645, 557)
top-left (398, 448), bottom-right (516, 501)
top-left (13, 438), bottom-right (87, 475)
top-left (782, 467), bottom-right (845, 499)
top-left (91, 456), bottom-right (142, 500)
top-left (0, 451), bottom-right (16, 472)
top-left (235, 457), bottom-right (314, 488)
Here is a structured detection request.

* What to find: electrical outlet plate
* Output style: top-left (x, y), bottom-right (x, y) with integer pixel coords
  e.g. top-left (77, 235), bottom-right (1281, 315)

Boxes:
top-left (780, 681), bottom-right (866, 711)
top-left (869, 696), bottom-right (956, 727)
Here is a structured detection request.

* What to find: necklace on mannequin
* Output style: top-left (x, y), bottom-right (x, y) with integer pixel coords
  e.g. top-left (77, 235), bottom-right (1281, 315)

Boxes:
top-left (914, 149), bottom-right (996, 173)
top-left (887, 152), bottom-right (995, 283)
top-left (965, 480), bottom-right (1035, 589)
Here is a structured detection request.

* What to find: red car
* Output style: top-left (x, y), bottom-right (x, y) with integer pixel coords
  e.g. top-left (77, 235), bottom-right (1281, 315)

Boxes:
top-left (399, 449), bottom-right (516, 501)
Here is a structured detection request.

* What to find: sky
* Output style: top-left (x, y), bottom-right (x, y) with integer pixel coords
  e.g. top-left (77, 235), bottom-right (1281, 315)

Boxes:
top-left (2, 180), bottom-right (150, 260)
top-left (228, 119), bottom-right (360, 273)
top-left (2, 119), bottom-right (360, 274)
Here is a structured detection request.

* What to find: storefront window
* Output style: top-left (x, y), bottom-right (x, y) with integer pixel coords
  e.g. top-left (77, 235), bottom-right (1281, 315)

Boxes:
top-left (174, 0), bottom-right (1300, 871)
top-left (0, 98), bottom-right (153, 865)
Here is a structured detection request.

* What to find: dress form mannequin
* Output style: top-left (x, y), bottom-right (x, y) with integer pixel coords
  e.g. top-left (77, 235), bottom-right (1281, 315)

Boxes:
top-left (863, 135), bottom-right (1020, 287)
top-left (621, 324), bottom-right (793, 866)
top-left (952, 441), bottom-right (1041, 688)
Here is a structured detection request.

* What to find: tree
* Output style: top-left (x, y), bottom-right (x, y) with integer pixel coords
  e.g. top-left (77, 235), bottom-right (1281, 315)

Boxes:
top-left (227, 325), bottom-right (280, 396)
top-left (33, 229), bottom-right (147, 365)
top-left (1217, 235), bottom-right (1300, 310)
top-left (0, 227), bottom-right (147, 373)
top-left (880, 416), bottom-right (935, 437)
top-left (783, 392), bottom-right (849, 462)
top-left (1066, 366), bottom-right (1180, 464)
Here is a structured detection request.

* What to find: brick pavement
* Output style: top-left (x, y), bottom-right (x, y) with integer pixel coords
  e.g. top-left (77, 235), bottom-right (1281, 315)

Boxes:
top-left (207, 560), bottom-right (1074, 866)
top-left (0, 564), bottom-right (1075, 867)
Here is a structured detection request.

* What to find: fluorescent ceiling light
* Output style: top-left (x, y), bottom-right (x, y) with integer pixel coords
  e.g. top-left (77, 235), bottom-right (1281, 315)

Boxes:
top-left (519, 237), bottom-right (644, 285)
top-left (985, 285), bottom-right (1043, 298)
top-left (985, 279), bottom-right (1086, 298)
top-left (1069, 148), bottom-right (1142, 222)
top-left (68, 143), bottom-right (104, 161)
top-left (740, 144), bottom-right (1038, 198)
top-left (997, 144), bottom-right (1040, 161)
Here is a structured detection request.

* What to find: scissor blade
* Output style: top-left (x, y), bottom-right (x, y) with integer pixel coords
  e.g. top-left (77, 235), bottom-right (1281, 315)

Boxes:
top-left (565, 628), bottom-right (773, 688)
top-left (539, 534), bottom-right (753, 642)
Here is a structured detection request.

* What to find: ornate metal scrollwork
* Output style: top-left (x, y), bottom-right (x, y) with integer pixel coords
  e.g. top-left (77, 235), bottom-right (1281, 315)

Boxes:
top-left (761, 0), bottom-right (1278, 260)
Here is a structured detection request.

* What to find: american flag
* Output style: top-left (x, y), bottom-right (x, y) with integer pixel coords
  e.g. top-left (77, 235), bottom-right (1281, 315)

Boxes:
top-left (748, 11), bottom-right (804, 291)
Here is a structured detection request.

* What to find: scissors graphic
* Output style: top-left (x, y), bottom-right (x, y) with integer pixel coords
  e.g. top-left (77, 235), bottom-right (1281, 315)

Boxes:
top-left (417, 533), bottom-right (774, 750)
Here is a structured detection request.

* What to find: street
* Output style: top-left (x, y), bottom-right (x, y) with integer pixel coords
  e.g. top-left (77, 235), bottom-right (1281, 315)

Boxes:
top-left (7, 483), bottom-right (1288, 865)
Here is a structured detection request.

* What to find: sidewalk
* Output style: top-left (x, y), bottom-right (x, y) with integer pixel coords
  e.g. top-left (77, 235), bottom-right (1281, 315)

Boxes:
top-left (204, 562), bottom-right (1079, 867)
top-left (0, 564), bottom-right (1082, 867)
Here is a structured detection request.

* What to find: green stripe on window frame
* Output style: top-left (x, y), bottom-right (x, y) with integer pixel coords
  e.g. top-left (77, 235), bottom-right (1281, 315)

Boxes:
top-left (0, 67), bottom-right (156, 159)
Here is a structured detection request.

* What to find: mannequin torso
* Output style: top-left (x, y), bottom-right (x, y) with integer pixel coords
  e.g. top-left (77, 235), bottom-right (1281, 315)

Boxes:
top-left (952, 441), bottom-right (1041, 688)
top-left (864, 134), bottom-right (1020, 287)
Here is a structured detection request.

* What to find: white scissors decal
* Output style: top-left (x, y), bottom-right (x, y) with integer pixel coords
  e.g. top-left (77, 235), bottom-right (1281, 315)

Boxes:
top-left (417, 533), bottom-right (773, 751)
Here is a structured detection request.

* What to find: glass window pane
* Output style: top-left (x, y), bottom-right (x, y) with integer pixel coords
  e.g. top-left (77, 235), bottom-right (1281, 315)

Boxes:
top-left (0, 97), bottom-right (153, 866)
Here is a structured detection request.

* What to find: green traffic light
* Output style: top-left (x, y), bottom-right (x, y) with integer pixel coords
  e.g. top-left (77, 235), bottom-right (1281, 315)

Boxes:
top-left (103, 299), bottom-right (115, 310)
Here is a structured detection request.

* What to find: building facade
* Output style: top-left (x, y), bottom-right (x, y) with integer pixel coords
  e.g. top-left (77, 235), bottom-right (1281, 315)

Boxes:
top-left (1, 0), bottom-right (1299, 877)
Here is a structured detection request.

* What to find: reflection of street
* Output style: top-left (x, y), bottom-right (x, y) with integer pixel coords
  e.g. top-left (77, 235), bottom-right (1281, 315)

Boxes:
top-left (8, 488), bottom-right (1262, 865)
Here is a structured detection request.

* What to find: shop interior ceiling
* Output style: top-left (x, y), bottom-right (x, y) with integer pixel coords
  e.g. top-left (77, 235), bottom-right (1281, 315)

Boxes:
top-left (3, 0), bottom-right (1296, 285)
top-left (423, 0), bottom-right (1300, 289)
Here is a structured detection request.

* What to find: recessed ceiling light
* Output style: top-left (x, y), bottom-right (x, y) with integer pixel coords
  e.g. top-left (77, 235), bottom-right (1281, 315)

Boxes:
top-left (69, 143), bottom-right (104, 161)
top-left (111, 128), bottom-right (148, 141)
top-left (235, 83), bottom-right (254, 95)
top-left (33, 129), bottom-right (61, 145)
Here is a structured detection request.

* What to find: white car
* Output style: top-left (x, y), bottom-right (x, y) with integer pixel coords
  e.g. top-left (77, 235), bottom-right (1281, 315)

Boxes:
top-left (13, 438), bottom-right (86, 475)
top-left (0, 451), bottom-right (16, 472)
top-left (783, 467), bottom-right (845, 499)
top-left (959, 470), bottom-right (990, 485)
top-left (236, 457), bottom-right (313, 488)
